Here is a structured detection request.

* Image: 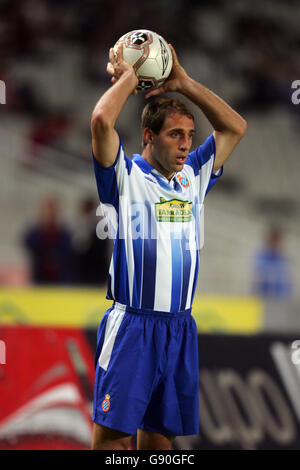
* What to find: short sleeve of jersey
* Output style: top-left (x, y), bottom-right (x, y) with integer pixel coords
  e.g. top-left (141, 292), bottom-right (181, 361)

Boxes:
top-left (185, 134), bottom-right (223, 200)
top-left (92, 136), bottom-right (132, 211)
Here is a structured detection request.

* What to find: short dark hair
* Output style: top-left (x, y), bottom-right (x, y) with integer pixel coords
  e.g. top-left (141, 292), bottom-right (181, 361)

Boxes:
top-left (141, 97), bottom-right (194, 147)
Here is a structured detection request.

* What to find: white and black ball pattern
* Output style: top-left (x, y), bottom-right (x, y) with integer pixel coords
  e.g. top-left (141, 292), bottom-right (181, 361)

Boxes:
top-left (113, 29), bottom-right (173, 92)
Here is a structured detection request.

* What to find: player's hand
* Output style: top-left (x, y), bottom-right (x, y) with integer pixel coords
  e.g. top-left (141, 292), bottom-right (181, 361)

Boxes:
top-left (106, 44), bottom-right (138, 95)
top-left (145, 44), bottom-right (189, 99)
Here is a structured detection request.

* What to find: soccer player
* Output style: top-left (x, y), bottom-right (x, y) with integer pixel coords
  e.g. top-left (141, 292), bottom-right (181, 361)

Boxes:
top-left (91, 43), bottom-right (246, 450)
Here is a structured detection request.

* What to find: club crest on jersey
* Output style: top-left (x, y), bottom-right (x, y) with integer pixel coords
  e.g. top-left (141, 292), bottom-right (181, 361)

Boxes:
top-left (155, 198), bottom-right (193, 222)
top-left (102, 394), bottom-right (111, 412)
top-left (177, 174), bottom-right (189, 188)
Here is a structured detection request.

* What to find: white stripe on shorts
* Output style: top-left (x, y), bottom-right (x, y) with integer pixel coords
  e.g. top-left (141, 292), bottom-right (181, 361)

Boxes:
top-left (98, 306), bottom-right (126, 370)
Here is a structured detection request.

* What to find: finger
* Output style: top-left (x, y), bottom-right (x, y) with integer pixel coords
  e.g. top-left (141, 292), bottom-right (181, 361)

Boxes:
top-left (109, 47), bottom-right (116, 64)
top-left (111, 77), bottom-right (117, 84)
top-left (168, 44), bottom-right (179, 66)
top-left (106, 62), bottom-right (114, 75)
top-left (145, 86), bottom-right (165, 99)
top-left (116, 42), bottom-right (124, 62)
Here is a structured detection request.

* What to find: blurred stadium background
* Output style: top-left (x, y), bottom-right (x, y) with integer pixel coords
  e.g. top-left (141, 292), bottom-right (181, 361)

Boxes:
top-left (0, 0), bottom-right (300, 450)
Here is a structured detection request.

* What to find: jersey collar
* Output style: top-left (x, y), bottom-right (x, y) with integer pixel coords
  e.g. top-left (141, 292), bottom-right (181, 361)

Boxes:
top-left (133, 154), bottom-right (153, 174)
top-left (133, 154), bottom-right (182, 192)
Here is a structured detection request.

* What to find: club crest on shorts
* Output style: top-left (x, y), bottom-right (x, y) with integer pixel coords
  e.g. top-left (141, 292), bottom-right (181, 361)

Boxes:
top-left (102, 394), bottom-right (111, 412)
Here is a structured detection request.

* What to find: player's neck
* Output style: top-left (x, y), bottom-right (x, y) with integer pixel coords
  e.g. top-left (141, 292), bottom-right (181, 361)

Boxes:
top-left (142, 149), bottom-right (175, 181)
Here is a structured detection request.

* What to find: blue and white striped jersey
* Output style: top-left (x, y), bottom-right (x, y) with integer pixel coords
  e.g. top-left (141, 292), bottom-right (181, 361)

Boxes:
top-left (93, 134), bottom-right (222, 313)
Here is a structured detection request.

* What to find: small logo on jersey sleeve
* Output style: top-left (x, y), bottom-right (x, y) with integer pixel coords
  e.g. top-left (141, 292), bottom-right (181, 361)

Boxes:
top-left (102, 394), bottom-right (111, 412)
top-left (155, 198), bottom-right (193, 222)
top-left (177, 174), bottom-right (189, 188)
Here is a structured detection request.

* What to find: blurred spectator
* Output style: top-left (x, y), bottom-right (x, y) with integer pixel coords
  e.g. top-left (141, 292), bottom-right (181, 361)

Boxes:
top-left (72, 197), bottom-right (110, 286)
top-left (23, 198), bottom-right (74, 284)
top-left (252, 227), bottom-right (293, 300)
top-left (28, 112), bottom-right (72, 157)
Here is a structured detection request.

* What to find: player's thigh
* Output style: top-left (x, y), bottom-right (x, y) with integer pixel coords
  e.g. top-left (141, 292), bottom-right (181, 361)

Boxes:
top-left (137, 428), bottom-right (175, 450)
top-left (91, 422), bottom-right (132, 450)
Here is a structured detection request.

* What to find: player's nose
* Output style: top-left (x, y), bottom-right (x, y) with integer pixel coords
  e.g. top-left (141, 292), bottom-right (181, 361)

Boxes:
top-left (179, 135), bottom-right (190, 151)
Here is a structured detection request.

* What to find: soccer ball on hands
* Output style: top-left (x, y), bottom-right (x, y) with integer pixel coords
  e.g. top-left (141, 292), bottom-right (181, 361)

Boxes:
top-left (113, 29), bottom-right (173, 92)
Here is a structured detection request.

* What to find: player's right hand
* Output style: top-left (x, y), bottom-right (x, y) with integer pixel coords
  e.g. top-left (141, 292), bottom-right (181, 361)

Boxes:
top-left (106, 44), bottom-right (138, 94)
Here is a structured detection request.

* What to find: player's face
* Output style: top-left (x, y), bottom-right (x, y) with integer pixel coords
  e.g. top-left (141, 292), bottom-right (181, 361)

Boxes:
top-left (151, 113), bottom-right (195, 179)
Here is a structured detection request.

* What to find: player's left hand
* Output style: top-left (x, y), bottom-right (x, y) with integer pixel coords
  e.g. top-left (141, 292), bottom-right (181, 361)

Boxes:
top-left (145, 44), bottom-right (189, 99)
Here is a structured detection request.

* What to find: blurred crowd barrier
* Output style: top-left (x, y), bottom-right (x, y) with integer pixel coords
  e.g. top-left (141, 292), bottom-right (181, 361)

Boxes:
top-left (0, 288), bottom-right (300, 450)
top-left (175, 333), bottom-right (300, 450)
top-left (0, 288), bottom-right (263, 332)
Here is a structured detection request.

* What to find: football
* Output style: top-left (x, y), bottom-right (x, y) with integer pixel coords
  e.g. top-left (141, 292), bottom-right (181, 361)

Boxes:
top-left (113, 29), bottom-right (173, 92)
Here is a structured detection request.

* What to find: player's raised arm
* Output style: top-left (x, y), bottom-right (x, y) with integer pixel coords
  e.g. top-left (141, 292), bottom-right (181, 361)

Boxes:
top-left (146, 45), bottom-right (247, 172)
top-left (91, 45), bottom-right (138, 167)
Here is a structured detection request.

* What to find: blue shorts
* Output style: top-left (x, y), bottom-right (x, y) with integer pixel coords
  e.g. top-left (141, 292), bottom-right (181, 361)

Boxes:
top-left (92, 302), bottom-right (199, 436)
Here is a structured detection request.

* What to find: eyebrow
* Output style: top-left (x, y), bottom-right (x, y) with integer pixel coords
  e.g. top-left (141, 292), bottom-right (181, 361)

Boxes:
top-left (168, 128), bottom-right (195, 134)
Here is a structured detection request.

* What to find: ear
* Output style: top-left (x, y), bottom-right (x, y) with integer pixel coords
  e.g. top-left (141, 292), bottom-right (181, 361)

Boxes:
top-left (143, 128), bottom-right (154, 146)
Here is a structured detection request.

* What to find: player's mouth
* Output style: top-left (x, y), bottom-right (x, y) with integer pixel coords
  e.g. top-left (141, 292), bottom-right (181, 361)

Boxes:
top-left (175, 156), bottom-right (186, 164)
